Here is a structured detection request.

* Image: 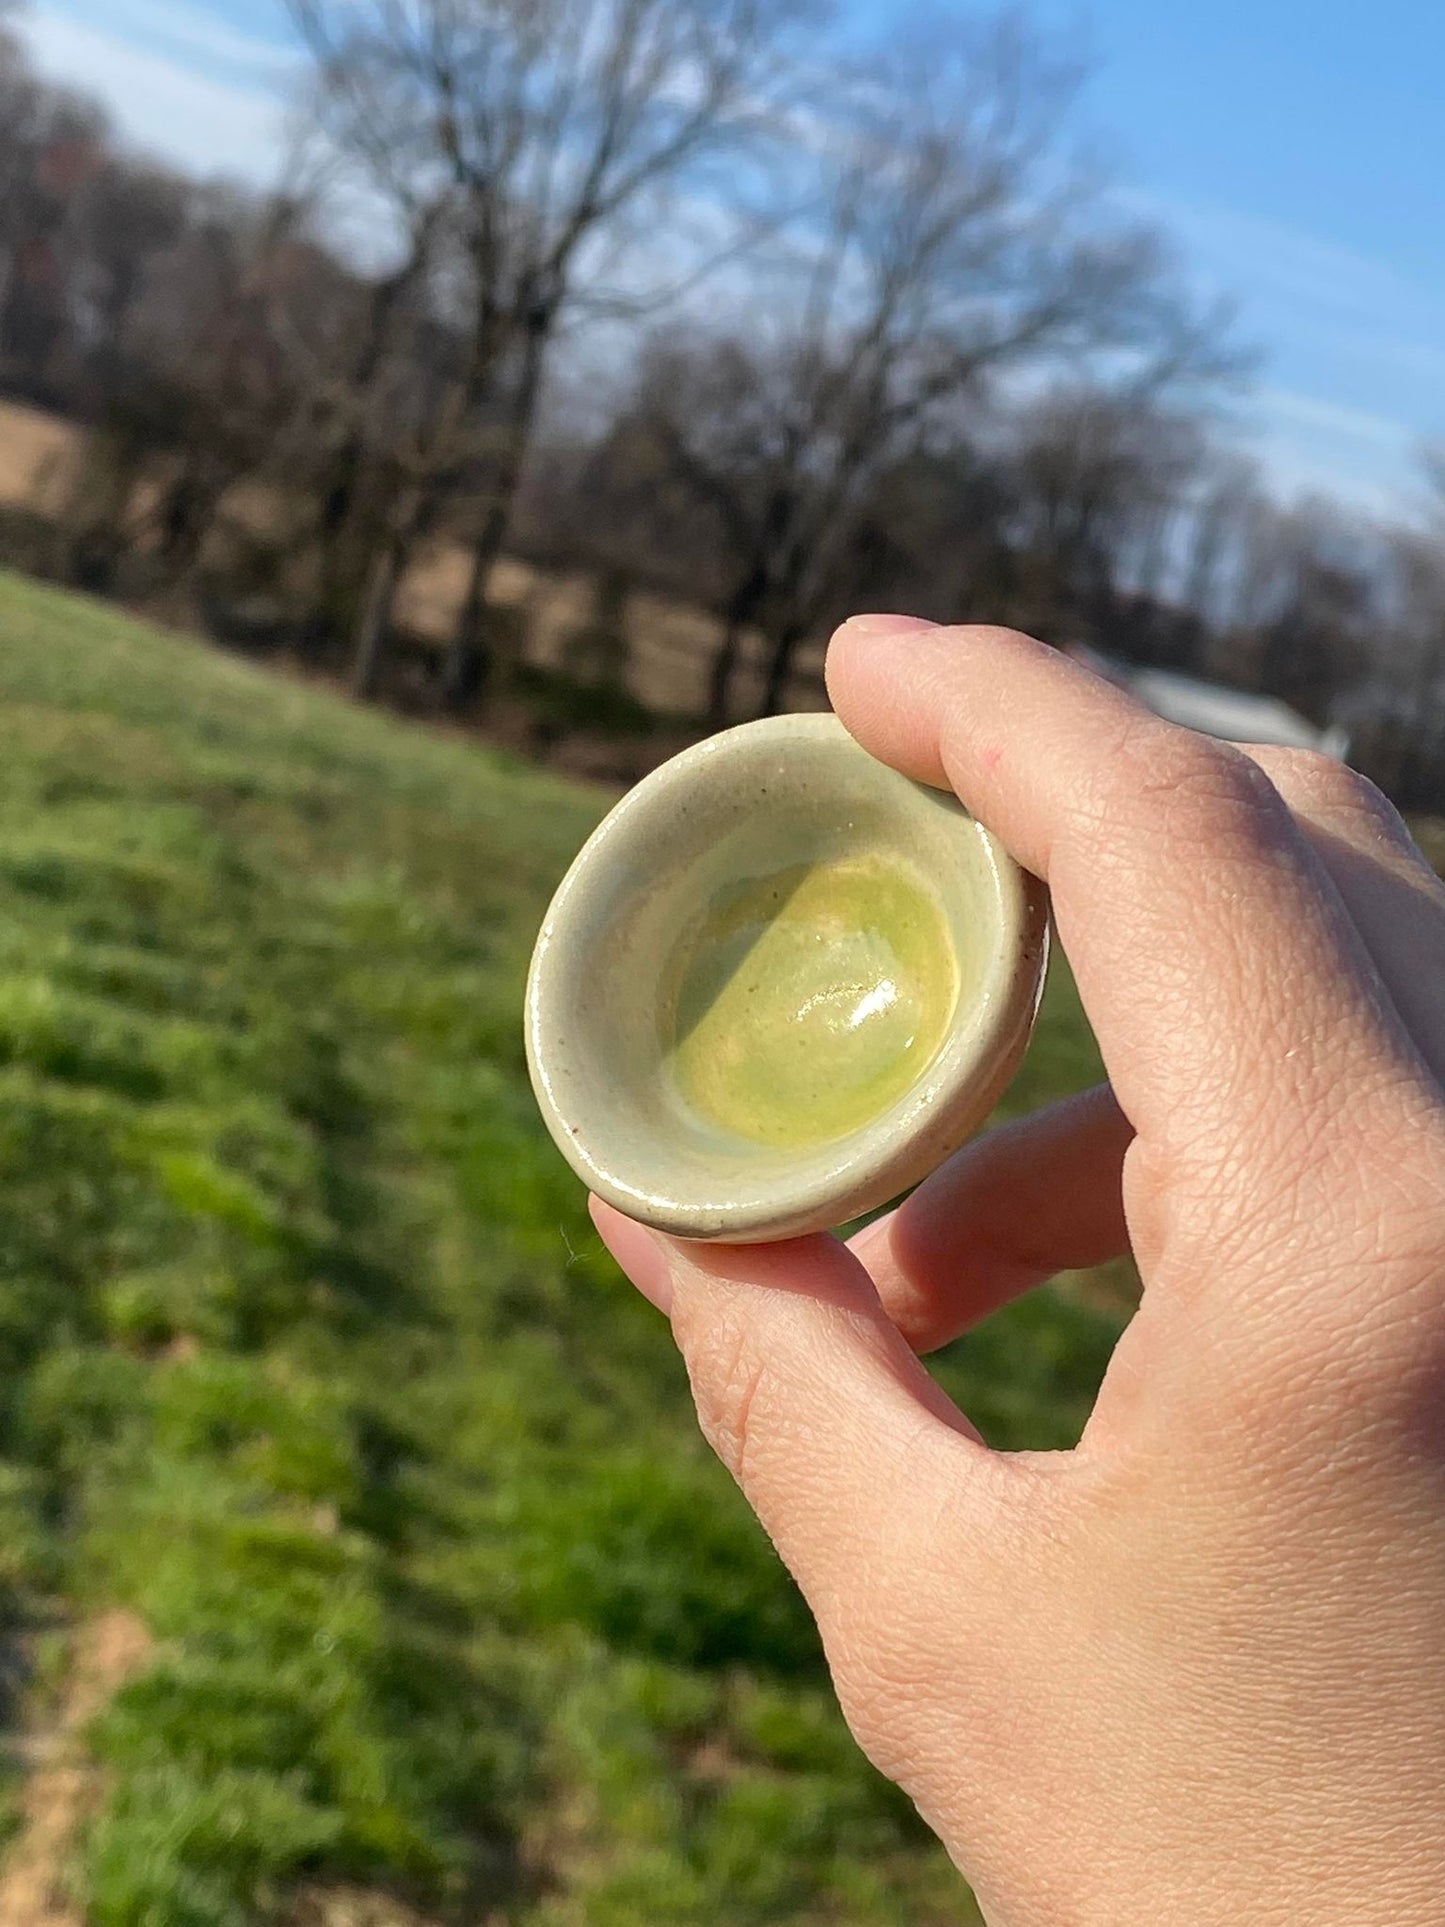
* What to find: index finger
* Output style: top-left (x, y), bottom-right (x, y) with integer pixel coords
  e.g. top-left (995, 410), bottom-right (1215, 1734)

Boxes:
top-left (826, 619), bottom-right (1430, 1185)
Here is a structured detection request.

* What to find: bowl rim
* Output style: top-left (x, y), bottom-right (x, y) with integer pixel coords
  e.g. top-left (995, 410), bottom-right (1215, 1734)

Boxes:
top-left (526, 713), bottom-right (1049, 1241)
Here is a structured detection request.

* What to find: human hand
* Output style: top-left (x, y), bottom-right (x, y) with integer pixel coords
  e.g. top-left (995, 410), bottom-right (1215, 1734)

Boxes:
top-left (591, 619), bottom-right (1445, 1926)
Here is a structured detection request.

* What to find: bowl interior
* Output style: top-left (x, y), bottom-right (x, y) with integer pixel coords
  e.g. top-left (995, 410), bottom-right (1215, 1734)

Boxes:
top-left (529, 717), bottom-right (1027, 1230)
top-left (663, 841), bottom-right (961, 1152)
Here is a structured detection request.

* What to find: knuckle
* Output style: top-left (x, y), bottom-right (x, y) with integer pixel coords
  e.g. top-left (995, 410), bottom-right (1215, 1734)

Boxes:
top-left (676, 1304), bottom-right (771, 1487)
top-left (1274, 749), bottom-right (1402, 831)
top-left (1093, 723), bottom-right (1290, 859)
top-left (1142, 730), bottom-right (1275, 813)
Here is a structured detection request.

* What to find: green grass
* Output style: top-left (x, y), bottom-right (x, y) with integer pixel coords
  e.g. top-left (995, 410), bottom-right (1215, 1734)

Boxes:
top-left (0, 570), bottom-right (1127, 1925)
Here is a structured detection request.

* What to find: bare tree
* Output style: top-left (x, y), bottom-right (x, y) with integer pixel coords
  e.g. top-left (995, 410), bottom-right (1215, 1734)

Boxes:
top-left (1174, 456), bottom-right (1258, 625)
top-left (304, 189), bottom-right (454, 647)
top-left (999, 383), bottom-right (1208, 652)
top-left (0, 41), bottom-right (110, 403)
top-left (67, 158), bottom-right (190, 401)
top-left (1219, 495), bottom-right (1380, 720)
top-left (6, 3), bottom-right (1441, 806)
top-left (59, 181), bottom-right (349, 599)
top-left (291, 0), bottom-right (816, 700)
top-left (628, 13), bottom-right (1240, 723)
top-left (0, 21), bottom-right (47, 366)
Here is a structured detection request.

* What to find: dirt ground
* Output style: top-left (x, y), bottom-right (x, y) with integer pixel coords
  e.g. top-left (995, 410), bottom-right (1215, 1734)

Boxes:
top-left (287, 1887), bottom-right (445, 1927)
top-left (0, 1611), bottom-right (154, 1927)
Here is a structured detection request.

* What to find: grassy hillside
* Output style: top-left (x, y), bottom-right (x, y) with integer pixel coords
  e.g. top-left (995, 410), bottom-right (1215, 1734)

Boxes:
top-left (0, 571), bottom-right (1125, 1926)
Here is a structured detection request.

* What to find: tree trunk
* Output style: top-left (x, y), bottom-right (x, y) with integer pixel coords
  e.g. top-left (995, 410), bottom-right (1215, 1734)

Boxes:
top-left (441, 319), bottom-right (550, 712)
top-left (314, 436), bottom-right (368, 642)
top-left (348, 380), bottom-right (464, 700)
top-left (350, 537), bottom-right (405, 701)
top-left (705, 617), bottom-right (746, 730)
top-left (759, 618), bottom-right (808, 718)
top-left (313, 218), bottom-right (442, 653)
top-left (153, 464), bottom-right (224, 584)
top-left (350, 489), bottom-right (424, 699)
top-left (444, 496), bottom-right (509, 711)
top-left (707, 567), bottom-right (768, 729)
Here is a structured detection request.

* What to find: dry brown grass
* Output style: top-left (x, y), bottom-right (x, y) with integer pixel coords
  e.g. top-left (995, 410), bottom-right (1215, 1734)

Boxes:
top-left (0, 399), bottom-right (826, 725)
top-left (400, 544), bottom-right (826, 719)
top-left (287, 1887), bottom-right (446, 1927)
top-left (0, 401), bottom-right (79, 509)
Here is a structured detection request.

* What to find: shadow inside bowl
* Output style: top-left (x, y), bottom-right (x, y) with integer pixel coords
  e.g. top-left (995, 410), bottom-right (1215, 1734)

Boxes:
top-left (662, 850), bottom-right (963, 1154)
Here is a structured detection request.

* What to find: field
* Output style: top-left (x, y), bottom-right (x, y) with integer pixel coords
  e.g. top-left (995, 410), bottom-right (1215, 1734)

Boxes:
top-left (0, 568), bottom-right (1129, 1925)
top-left (0, 401), bottom-right (822, 736)
top-left (0, 403), bottom-right (73, 504)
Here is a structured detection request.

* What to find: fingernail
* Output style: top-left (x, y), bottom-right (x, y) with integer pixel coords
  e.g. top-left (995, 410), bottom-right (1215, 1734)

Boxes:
top-left (589, 1196), bottom-right (675, 1316)
top-left (842, 614), bottom-right (940, 638)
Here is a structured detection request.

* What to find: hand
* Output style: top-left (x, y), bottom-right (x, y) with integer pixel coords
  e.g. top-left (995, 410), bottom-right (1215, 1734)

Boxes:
top-left (591, 619), bottom-right (1445, 1927)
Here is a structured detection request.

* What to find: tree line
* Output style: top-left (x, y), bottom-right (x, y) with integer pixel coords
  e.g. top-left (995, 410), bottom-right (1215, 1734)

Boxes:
top-left (1, 0), bottom-right (1442, 802)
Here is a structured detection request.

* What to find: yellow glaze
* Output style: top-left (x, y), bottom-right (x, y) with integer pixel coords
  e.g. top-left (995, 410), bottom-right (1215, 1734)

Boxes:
top-left (663, 852), bottom-right (960, 1149)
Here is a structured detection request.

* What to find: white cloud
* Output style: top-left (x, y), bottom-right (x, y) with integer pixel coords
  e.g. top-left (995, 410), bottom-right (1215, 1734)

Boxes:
top-left (15, 4), bottom-right (1443, 511)
top-left (18, 2), bottom-right (293, 183)
top-left (1245, 388), bottom-right (1420, 513)
top-left (1260, 388), bottom-right (1413, 452)
top-left (1152, 199), bottom-right (1418, 327)
top-left (1118, 189), bottom-right (1445, 511)
top-left (78, 0), bottom-right (292, 74)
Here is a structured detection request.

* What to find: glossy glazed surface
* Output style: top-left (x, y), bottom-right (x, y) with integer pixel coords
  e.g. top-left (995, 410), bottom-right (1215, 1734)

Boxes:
top-left (525, 714), bottom-right (1050, 1241)
top-left (663, 852), bottom-right (961, 1149)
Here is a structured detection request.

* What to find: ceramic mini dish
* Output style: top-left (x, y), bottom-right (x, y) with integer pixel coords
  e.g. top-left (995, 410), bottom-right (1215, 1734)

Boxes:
top-left (525, 713), bottom-right (1049, 1242)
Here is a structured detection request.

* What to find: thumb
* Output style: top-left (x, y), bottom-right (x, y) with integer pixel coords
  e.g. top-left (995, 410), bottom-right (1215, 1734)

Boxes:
top-left (589, 1199), bottom-right (1007, 1660)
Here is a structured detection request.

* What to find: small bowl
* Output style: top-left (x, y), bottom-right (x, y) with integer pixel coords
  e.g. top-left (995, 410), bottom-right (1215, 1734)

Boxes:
top-left (525, 714), bottom-right (1049, 1242)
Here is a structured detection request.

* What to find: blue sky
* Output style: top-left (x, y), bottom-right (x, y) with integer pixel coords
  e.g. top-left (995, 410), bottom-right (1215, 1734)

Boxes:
top-left (16, 0), bottom-right (1445, 512)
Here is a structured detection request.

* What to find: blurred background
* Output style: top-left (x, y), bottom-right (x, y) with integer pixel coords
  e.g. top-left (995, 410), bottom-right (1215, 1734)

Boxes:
top-left (0, 1), bottom-right (1438, 1921)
